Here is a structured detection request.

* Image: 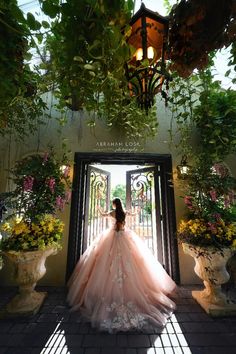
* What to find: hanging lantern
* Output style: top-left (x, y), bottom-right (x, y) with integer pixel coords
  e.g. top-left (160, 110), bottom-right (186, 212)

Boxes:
top-left (177, 155), bottom-right (191, 179)
top-left (125, 3), bottom-right (170, 113)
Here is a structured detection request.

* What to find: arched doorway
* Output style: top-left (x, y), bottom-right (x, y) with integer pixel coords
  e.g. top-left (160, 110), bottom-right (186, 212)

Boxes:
top-left (66, 152), bottom-right (179, 283)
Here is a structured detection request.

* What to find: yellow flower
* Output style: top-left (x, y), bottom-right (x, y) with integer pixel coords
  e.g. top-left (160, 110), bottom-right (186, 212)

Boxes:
top-left (1, 222), bottom-right (11, 232)
top-left (13, 221), bottom-right (30, 235)
top-left (232, 239), bottom-right (236, 249)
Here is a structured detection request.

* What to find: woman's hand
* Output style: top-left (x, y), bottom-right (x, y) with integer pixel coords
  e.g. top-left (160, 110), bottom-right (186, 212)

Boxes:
top-left (98, 207), bottom-right (109, 217)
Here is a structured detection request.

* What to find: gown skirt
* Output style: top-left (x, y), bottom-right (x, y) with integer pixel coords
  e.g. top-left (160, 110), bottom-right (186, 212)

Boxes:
top-left (67, 225), bottom-right (177, 333)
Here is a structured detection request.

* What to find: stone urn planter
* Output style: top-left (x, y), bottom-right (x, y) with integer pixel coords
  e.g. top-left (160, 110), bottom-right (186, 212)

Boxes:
top-left (182, 242), bottom-right (236, 317)
top-left (1, 247), bottom-right (57, 317)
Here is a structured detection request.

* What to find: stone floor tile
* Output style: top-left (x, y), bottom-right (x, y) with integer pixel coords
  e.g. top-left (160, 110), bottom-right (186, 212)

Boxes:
top-left (189, 347), bottom-right (236, 354)
top-left (63, 334), bottom-right (83, 347)
top-left (9, 323), bottom-right (27, 333)
top-left (182, 348), bottom-right (192, 354)
top-left (169, 347), bottom-right (185, 354)
top-left (187, 313), bottom-right (214, 322)
top-left (22, 323), bottom-right (38, 333)
top-left (22, 332), bottom-right (51, 347)
top-left (39, 348), bottom-right (71, 354)
top-left (175, 333), bottom-right (188, 347)
top-left (5, 348), bottom-right (35, 354)
top-left (165, 323), bottom-right (175, 334)
top-left (117, 334), bottom-right (128, 347)
top-left (170, 322), bottom-right (183, 334)
top-left (150, 335), bottom-right (162, 348)
top-left (59, 323), bottom-right (82, 334)
top-left (181, 322), bottom-right (228, 333)
top-left (0, 334), bottom-right (24, 346)
top-left (137, 348), bottom-right (156, 354)
top-left (127, 335), bottom-right (150, 347)
top-left (0, 348), bottom-right (7, 354)
top-left (168, 333), bottom-right (181, 347)
top-left (52, 306), bottom-right (69, 314)
top-left (82, 334), bottom-right (116, 347)
top-left (160, 334), bottom-right (171, 347)
top-left (163, 348), bottom-right (175, 354)
top-left (0, 323), bottom-right (12, 334)
top-left (173, 314), bottom-right (191, 322)
top-left (83, 335), bottom-right (100, 347)
top-left (84, 348), bottom-right (101, 354)
top-left (125, 349), bottom-right (137, 354)
top-left (30, 322), bottom-right (59, 333)
top-left (175, 305), bottom-right (204, 313)
top-left (101, 348), bottom-right (126, 354)
top-left (184, 333), bottom-right (232, 347)
top-left (37, 313), bottom-right (59, 323)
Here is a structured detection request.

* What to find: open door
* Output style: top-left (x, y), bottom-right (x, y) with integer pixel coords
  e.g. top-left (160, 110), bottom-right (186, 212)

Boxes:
top-left (67, 152), bottom-right (179, 283)
top-left (126, 166), bottom-right (163, 263)
top-left (83, 165), bottom-right (111, 251)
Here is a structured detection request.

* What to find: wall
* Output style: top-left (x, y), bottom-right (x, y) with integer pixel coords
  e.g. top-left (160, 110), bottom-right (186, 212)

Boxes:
top-left (1, 93), bottom-right (233, 286)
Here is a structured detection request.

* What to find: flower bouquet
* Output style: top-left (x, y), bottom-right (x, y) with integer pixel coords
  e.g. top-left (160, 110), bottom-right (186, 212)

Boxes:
top-left (177, 163), bottom-right (236, 250)
top-left (0, 149), bottom-right (71, 252)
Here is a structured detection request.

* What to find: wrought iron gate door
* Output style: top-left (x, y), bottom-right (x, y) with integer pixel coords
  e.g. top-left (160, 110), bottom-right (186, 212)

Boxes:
top-left (83, 165), bottom-right (110, 251)
top-left (126, 166), bottom-right (163, 262)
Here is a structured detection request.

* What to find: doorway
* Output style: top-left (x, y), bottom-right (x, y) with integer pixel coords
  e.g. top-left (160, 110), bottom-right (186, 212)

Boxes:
top-left (66, 152), bottom-right (179, 283)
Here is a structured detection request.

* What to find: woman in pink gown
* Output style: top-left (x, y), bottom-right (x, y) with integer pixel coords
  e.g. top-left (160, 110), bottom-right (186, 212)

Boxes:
top-left (67, 198), bottom-right (177, 332)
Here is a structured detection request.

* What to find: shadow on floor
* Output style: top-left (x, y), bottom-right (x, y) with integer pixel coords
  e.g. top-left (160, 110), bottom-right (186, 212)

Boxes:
top-left (0, 286), bottom-right (235, 354)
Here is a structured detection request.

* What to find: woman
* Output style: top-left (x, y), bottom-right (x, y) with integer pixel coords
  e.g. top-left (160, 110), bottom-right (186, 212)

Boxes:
top-left (67, 198), bottom-right (177, 332)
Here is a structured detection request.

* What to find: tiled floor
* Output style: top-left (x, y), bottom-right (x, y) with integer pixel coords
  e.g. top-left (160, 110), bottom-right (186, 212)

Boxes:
top-left (0, 286), bottom-right (235, 354)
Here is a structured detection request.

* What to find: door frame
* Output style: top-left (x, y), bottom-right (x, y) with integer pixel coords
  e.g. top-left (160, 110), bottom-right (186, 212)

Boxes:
top-left (66, 152), bottom-right (180, 283)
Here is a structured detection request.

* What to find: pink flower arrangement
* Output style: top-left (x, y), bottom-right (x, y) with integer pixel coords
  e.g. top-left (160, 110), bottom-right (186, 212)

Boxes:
top-left (47, 177), bottom-right (56, 192)
top-left (6, 150), bottom-right (71, 220)
top-left (23, 176), bottom-right (34, 191)
top-left (56, 196), bottom-right (65, 211)
top-left (209, 190), bottom-right (217, 202)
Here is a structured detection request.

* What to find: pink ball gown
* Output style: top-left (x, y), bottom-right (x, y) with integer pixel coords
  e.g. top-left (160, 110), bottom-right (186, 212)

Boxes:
top-left (67, 215), bottom-right (176, 333)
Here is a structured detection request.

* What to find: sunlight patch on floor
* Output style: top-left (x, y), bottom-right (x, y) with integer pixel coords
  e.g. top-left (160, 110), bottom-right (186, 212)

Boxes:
top-left (38, 314), bottom-right (192, 354)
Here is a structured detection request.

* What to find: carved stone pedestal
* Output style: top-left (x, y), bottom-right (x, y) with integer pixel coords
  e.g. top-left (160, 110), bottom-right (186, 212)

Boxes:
top-left (182, 242), bottom-right (236, 317)
top-left (1, 247), bottom-right (57, 317)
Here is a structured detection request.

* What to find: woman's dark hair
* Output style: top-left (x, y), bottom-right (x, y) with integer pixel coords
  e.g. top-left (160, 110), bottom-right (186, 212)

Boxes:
top-left (112, 198), bottom-right (125, 224)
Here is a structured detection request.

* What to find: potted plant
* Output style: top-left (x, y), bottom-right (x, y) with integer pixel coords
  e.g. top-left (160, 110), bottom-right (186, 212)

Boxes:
top-left (177, 161), bottom-right (236, 316)
top-left (0, 149), bottom-right (71, 316)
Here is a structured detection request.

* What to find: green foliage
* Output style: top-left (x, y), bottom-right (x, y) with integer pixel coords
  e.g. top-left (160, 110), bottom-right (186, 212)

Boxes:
top-left (227, 43), bottom-right (236, 84)
top-left (111, 184), bottom-right (126, 207)
top-left (194, 89), bottom-right (236, 161)
top-left (42, 0), bottom-right (158, 139)
top-left (169, 53), bottom-right (236, 165)
top-left (0, 0), bottom-right (49, 139)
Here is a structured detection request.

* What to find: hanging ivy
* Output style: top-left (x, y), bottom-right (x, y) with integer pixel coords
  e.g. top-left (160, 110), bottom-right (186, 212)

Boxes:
top-left (0, 0), bottom-right (48, 139)
top-left (168, 0), bottom-right (236, 77)
top-left (38, 0), bottom-right (158, 139)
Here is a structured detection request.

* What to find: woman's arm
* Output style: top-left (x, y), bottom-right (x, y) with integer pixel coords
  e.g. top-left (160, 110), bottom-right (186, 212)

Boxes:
top-left (98, 207), bottom-right (113, 217)
top-left (126, 206), bottom-right (140, 216)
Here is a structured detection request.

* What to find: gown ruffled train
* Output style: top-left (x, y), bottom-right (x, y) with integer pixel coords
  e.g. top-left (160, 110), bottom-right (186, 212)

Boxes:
top-left (67, 218), bottom-right (177, 332)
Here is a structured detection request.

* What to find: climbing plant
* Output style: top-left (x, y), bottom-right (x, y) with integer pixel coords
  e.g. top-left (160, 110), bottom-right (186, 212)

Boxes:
top-left (39, 0), bottom-right (158, 139)
top-left (0, 0), bottom-right (48, 139)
